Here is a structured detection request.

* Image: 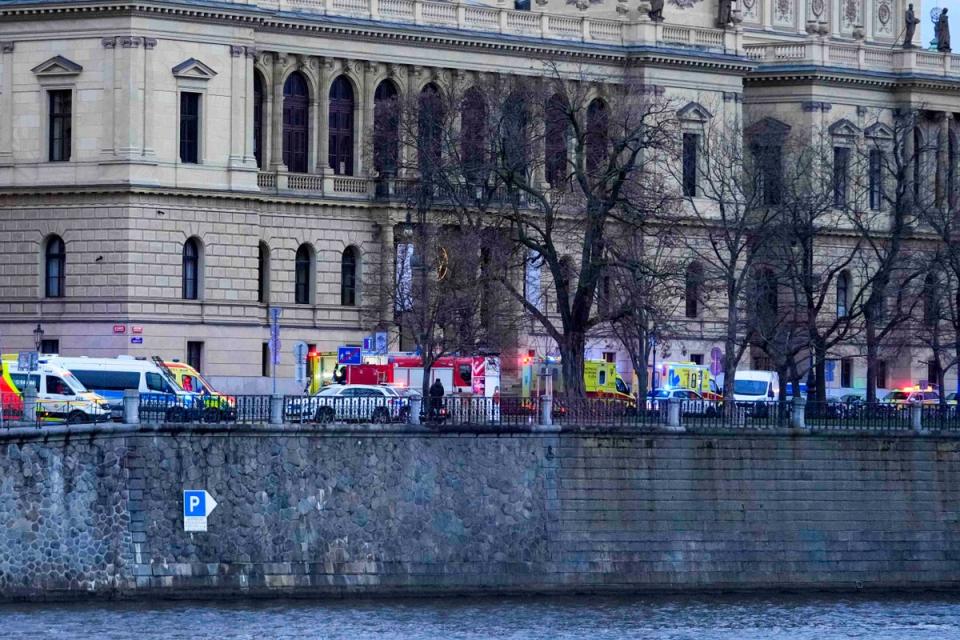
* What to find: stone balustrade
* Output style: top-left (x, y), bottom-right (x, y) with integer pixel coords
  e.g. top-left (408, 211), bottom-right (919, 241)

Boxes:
top-left (745, 40), bottom-right (960, 77)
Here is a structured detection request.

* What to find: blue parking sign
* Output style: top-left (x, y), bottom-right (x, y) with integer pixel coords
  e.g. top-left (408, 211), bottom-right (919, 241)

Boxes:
top-left (338, 346), bottom-right (362, 365)
top-left (184, 490), bottom-right (206, 517)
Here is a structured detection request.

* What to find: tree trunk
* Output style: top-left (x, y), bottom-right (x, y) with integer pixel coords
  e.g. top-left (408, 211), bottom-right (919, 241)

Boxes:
top-left (633, 335), bottom-right (650, 406)
top-left (722, 304), bottom-right (740, 421)
top-left (813, 342), bottom-right (828, 405)
top-left (865, 320), bottom-right (878, 403)
top-left (560, 332), bottom-right (587, 397)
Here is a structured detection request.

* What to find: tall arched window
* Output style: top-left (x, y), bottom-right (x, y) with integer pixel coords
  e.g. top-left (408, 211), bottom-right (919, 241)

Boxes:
top-left (295, 243), bottom-right (313, 305)
top-left (257, 241), bottom-right (270, 304)
top-left (253, 71), bottom-right (265, 169)
top-left (836, 271), bottom-right (850, 318)
top-left (461, 88), bottom-right (486, 185)
top-left (374, 80), bottom-right (399, 176)
top-left (685, 262), bottom-right (703, 319)
top-left (545, 93), bottom-right (570, 187)
top-left (586, 98), bottom-right (608, 175)
top-left (501, 91), bottom-right (529, 176)
top-left (328, 75), bottom-right (355, 176)
top-left (341, 246), bottom-right (359, 306)
top-left (418, 83), bottom-right (443, 177)
top-left (182, 237), bottom-right (201, 300)
top-left (44, 235), bottom-right (65, 298)
top-left (283, 72), bottom-right (309, 174)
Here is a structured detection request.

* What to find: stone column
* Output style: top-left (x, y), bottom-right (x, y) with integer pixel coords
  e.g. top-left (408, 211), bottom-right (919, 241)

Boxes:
top-left (308, 97), bottom-right (319, 173)
top-left (244, 48), bottom-right (258, 166)
top-left (317, 58), bottom-right (332, 174)
top-left (0, 42), bottom-right (14, 164)
top-left (360, 61), bottom-right (377, 177)
top-left (115, 36), bottom-right (146, 158)
top-left (936, 112), bottom-right (951, 209)
top-left (229, 45), bottom-right (247, 167)
top-left (903, 113), bottom-right (915, 208)
top-left (270, 52), bottom-right (286, 170)
top-left (380, 219), bottom-right (395, 328)
top-left (141, 38), bottom-right (157, 158)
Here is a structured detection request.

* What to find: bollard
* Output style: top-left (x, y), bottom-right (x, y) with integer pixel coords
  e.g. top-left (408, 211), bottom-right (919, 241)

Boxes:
top-left (911, 402), bottom-right (923, 432)
top-left (21, 383), bottom-right (37, 427)
top-left (790, 397), bottom-right (806, 430)
top-left (270, 395), bottom-right (284, 425)
top-left (123, 388), bottom-right (140, 425)
top-left (409, 396), bottom-right (422, 425)
top-left (540, 395), bottom-right (554, 427)
top-left (667, 399), bottom-right (681, 428)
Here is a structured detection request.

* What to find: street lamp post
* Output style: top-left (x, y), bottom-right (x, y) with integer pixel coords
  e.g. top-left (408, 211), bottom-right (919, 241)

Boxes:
top-left (33, 323), bottom-right (44, 352)
top-left (649, 333), bottom-right (657, 395)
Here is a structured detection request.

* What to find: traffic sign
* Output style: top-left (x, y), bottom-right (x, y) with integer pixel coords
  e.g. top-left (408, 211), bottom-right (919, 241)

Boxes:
top-left (130, 336), bottom-right (144, 345)
top-left (183, 489), bottom-right (218, 533)
top-left (18, 351), bottom-right (38, 373)
top-left (363, 336), bottom-right (373, 352)
top-left (113, 324), bottom-right (126, 334)
top-left (293, 341), bottom-right (308, 385)
top-left (375, 331), bottom-right (388, 354)
top-left (338, 346), bottom-right (362, 365)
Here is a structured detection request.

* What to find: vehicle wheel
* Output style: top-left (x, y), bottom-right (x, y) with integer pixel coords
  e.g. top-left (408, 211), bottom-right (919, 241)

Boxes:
top-left (371, 407), bottom-right (390, 424)
top-left (202, 408), bottom-right (222, 424)
top-left (165, 407), bottom-right (187, 423)
top-left (315, 407), bottom-right (335, 424)
top-left (66, 410), bottom-right (88, 425)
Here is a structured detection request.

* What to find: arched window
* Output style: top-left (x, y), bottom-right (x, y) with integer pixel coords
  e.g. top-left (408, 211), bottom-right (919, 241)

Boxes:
top-left (253, 71), bottom-right (265, 169)
top-left (461, 88), bottom-right (487, 185)
top-left (545, 93), bottom-right (570, 187)
top-left (685, 262), bottom-right (703, 319)
top-left (328, 75), bottom-right (355, 176)
top-left (283, 72), bottom-right (309, 174)
top-left (418, 83), bottom-right (443, 177)
top-left (501, 91), bottom-right (529, 176)
top-left (257, 241), bottom-right (270, 304)
top-left (44, 235), bottom-right (65, 298)
top-left (182, 237), bottom-right (201, 300)
top-left (586, 98), bottom-right (608, 175)
top-left (295, 243), bottom-right (314, 305)
top-left (374, 80), bottom-right (399, 176)
top-left (836, 271), bottom-right (850, 318)
top-left (924, 272), bottom-right (938, 326)
top-left (341, 246), bottom-right (359, 306)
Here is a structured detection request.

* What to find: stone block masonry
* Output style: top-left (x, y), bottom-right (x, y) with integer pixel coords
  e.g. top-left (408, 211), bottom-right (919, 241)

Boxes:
top-left (1, 426), bottom-right (960, 600)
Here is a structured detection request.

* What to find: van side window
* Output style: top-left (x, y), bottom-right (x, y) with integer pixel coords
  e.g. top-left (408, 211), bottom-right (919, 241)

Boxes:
top-left (598, 370), bottom-right (607, 385)
top-left (182, 375), bottom-right (196, 392)
top-left (615, 378), bottom-right (628, 394)
top-left (145, 372), bottom-right (170, 393)
top-left (10, 373), bottom-right (41, 392)
top-left (72, 370), bottom-right (140, 391)
top-left (47, 376), bottom-right (73, 396)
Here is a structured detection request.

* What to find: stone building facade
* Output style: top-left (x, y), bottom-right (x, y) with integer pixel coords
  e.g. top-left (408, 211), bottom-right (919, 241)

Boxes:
top-left (0, 0), bottom-right (957, 394)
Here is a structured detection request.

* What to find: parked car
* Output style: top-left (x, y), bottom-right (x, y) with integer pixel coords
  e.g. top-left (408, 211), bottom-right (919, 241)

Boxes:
top-left (647, 388), bottom-right (719, 417)
top-left (287, 384), bottom-right (410, 423)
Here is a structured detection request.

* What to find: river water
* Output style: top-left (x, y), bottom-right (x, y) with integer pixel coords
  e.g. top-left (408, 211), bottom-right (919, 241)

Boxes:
top-left (3, 594), bottom-right (959, 639)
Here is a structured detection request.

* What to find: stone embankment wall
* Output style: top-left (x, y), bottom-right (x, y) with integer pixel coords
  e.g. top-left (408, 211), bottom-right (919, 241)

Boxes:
top-left (1, 424), bottom-right (960, 600)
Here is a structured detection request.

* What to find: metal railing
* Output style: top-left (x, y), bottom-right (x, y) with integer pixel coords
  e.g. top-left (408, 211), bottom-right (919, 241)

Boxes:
top-left (139, 394), bottom-right (269, 425)
top-left (553, 396), bottom-right (662, 427)
top-left (804, 401), bottom-right (912, 432)
top-left (681, 400), bottom-right (790, 431)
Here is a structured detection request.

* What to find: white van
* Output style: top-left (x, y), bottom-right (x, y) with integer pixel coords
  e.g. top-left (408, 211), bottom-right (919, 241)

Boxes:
top-left (43, 356), bottom-right (195, 420)
top-left (2, 359), bottom-right (111, 423)
top-left (733, 370), bottom-right (780, 403)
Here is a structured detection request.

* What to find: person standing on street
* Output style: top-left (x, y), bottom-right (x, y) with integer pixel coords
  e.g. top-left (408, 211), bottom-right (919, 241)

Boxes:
top-left (429, 378), bottom-right (445, 423)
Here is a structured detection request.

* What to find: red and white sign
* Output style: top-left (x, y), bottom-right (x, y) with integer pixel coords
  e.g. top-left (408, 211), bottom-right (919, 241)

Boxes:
top-left (112, 324), bottom-right (126, 335)
top-left (131, 326), bottom-right (143, 334)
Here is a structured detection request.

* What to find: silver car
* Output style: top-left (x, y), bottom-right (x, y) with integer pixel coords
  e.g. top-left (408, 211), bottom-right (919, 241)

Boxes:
top-left (288, 384), bottom-right (410, 423)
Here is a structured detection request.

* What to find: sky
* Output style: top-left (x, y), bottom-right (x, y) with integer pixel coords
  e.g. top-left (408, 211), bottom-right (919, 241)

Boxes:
top-left (920, 0), bottom-right (959, 46)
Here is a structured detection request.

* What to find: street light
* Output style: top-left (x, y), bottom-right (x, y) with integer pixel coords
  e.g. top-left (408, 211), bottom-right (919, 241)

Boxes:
top-left (33, 323), bottom-right (44, 352)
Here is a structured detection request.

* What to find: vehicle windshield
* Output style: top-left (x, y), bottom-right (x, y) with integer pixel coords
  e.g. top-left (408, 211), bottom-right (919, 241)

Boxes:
top-left (734, 380), bottom-right (768, 396)
top-left (60, 371), bottom-right (86, 392)
top-left (380, 386), bottom-right (400, 397)
top-left (652, 390), bottom-right (671, 399)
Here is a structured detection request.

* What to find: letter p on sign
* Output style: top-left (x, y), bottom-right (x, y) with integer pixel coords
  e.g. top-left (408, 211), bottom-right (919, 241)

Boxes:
top-left (183, 490), bottom-right (217, 532)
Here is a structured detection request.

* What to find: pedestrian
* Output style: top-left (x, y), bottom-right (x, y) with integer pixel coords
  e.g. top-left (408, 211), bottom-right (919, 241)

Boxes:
top-left (429, 378), bottom-right (445, 423)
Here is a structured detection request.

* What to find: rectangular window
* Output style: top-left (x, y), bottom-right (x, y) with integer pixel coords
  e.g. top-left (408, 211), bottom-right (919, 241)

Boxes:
top-left (875, 359), bottom-right (887, 390)
top-left (48, 90), bottom-right (72, 162)
top-left (262, 342), bottom-right (271, 377)
top-left (179, 92), bottom-right (201, 164)
top-left (840, 357), bottom-right (853, 388)
top-left (927, 360), bottom-right (941, 386)
top-left (187, 341), bottom-right (203, 373)
top-left (690, 353), bottom-right (703, 365)
top-left (40, 339), bottom-right (59, 355)
top-left (602, 351), bottom-right (615, 364)
top-left (869, 149), bottom-right (884, 210)
top-left (755, 145), bottom-right (782, 205)
top-left (682, 132), bottom-right (699, 197)
top-left (833, 146), bottom-right (849, 207)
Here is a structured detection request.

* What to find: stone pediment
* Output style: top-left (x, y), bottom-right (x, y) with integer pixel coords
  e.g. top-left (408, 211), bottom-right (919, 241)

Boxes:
top-left (172, 58), bottom-right (217, 80)
top-left (864, 122), bottom-right (894, 140)
top-left (828, 118), bottom-right (861, 137)
top-left (31, 55), bottom-right (82, 77)
top-left (745, 117), bottom-right (791, 144)
top-left (678, 101), bottom-right (713, 122)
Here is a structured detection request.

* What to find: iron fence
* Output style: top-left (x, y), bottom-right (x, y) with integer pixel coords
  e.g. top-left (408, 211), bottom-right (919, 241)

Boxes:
top-left (920, 404), bottom-right (960, 431)
top-left (805, 401), bottom-right (912, 432)
top-left (682, 401), bottom-right (790, 430)
top-left (552, 396), bottom-right (661, 427)
top-left (139, 393), bottom-right (269, 425)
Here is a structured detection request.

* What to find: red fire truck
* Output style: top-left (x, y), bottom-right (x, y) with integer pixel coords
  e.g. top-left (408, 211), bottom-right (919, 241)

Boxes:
top-left (340, 354), bottom-right (501, 397)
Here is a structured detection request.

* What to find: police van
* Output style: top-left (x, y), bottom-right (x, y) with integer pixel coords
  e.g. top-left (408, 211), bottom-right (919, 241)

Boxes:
top-left (0, 356), bottom-right (111, 423)
top-left (43, 355), bottom-right (198, 421)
